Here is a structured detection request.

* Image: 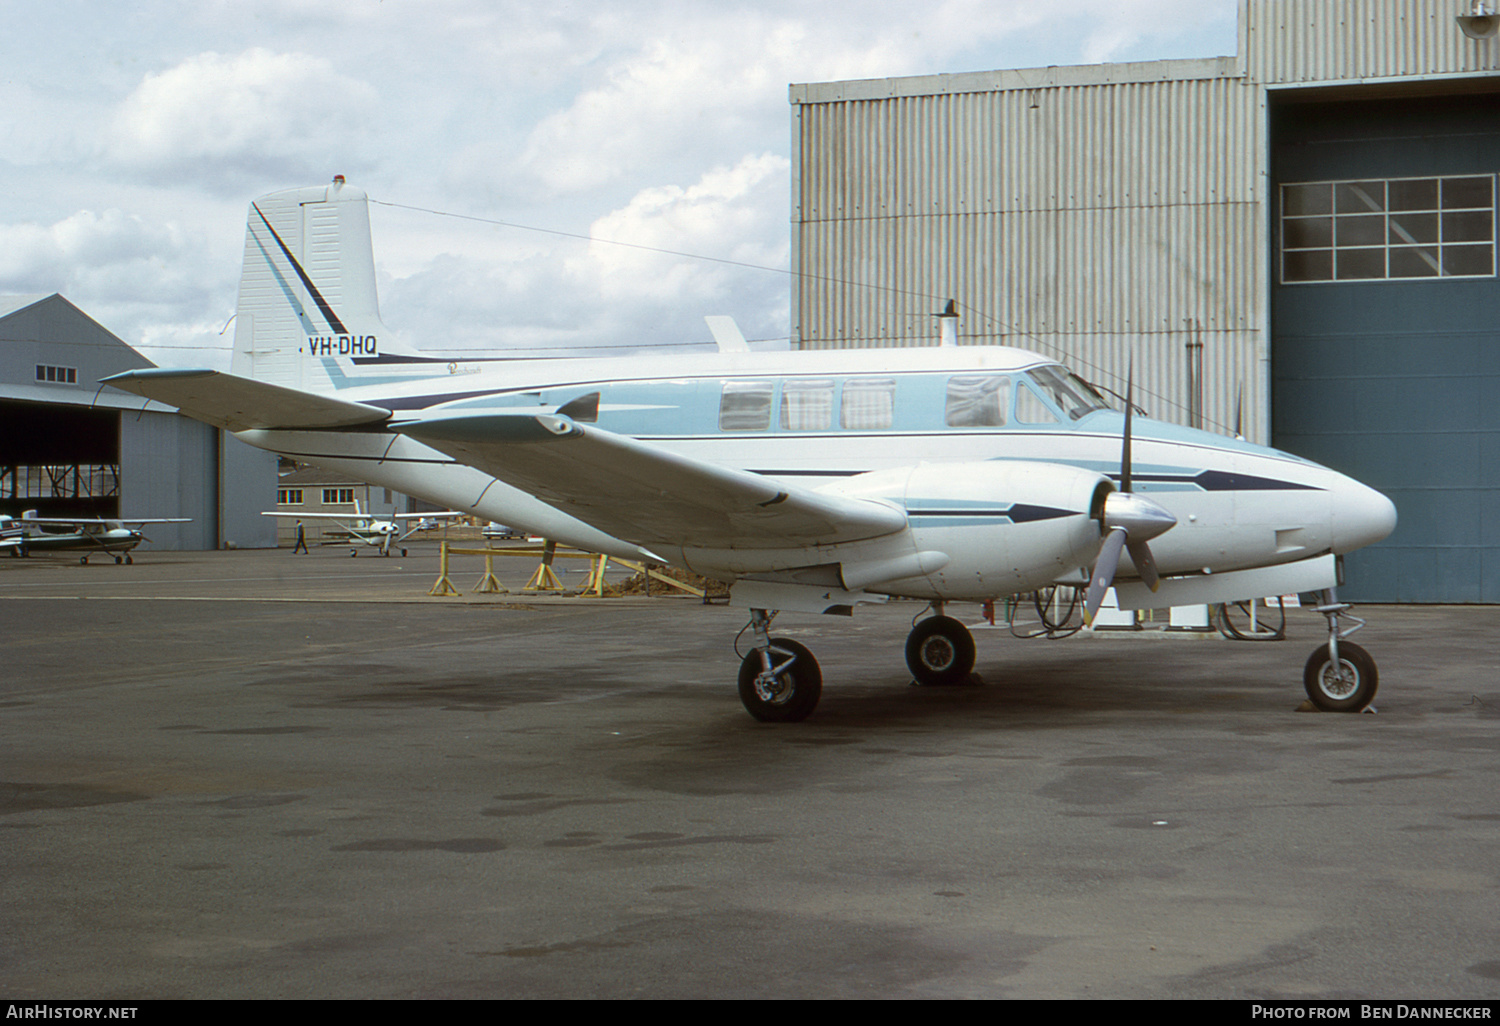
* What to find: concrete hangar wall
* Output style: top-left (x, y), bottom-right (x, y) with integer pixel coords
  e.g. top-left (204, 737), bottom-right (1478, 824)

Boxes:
top-left (789, 0), bottom-right (1500, 603)
top-left (0, 294), bottom-right (277, 551)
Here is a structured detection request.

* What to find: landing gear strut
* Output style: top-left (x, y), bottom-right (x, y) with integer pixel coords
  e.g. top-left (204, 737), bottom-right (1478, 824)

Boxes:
top-left (1304, 588), bottom-right (1378, 712)
top-left (905, 607), bottom-right (977, 686)
top-left (736, 609), bottom-right (822, 722)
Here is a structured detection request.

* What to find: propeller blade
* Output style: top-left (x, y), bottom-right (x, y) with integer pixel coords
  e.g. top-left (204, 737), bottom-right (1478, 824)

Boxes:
top-left (1126, 538), bottom-right (1160, 592)
top-left (1083, 528), bottom-right (1128, 624)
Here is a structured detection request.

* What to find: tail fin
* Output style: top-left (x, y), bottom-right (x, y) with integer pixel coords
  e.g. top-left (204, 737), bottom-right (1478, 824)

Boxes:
top-left (230, 176), bottom-right (421, 391)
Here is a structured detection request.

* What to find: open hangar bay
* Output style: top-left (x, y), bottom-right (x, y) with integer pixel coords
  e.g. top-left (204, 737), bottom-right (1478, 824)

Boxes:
top-left (1, 547), bottom-right (1497, 1000)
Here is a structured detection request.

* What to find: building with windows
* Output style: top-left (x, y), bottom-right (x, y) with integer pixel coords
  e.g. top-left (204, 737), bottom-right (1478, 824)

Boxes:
top-left (0, 293), bottom-right (277, 550)
top-left (789, 0), bottom-right (1500, 601)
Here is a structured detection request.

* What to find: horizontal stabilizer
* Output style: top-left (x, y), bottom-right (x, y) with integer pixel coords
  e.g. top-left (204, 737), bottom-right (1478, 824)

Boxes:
top-left (394, 412), bottom-right (907, 551)
top-left (102, 368), bottom-right (391, 432)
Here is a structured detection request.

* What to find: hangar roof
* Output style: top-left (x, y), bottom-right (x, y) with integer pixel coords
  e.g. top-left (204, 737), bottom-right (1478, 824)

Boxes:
top-left (0, 293), bottom-right (158, 411)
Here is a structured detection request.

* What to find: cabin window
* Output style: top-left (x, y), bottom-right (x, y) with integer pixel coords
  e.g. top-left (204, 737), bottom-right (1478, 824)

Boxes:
top-left (719, 381), bottom-right (774, 431)
top-left (780, 378), bottom-right (835, 431)
top-left (945, 375), bottom-right (1008, 427)
top-left (1014, 383), bottom-right (1061, 424)
top-left (840, 378), bottom-right (896, 430)
top-left (1281, 175), bottom-right (1495, 282)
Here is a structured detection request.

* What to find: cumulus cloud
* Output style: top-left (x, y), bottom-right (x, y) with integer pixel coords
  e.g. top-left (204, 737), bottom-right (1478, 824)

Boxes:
top-left (105, 48), bottom-right (379, 190)
top-left (0, 208), bottom-right (232, 362)
top-left (377, 154), bottom-right (791, 355)
top-left (579, 153), bottom-right (790, 303)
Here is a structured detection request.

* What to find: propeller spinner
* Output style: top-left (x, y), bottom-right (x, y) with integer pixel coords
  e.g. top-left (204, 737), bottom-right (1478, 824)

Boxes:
top-left (1082, 365), bottom-right (1177, 623)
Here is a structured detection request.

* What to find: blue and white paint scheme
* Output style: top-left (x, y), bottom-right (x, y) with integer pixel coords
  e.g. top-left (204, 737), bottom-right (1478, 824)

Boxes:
top-left (105, 178), bottom-right (1397, 721)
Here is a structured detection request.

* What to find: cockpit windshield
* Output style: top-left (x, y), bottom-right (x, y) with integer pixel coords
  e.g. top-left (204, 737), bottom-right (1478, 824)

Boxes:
top-left (1025, 365), bottom-right (1114, 420)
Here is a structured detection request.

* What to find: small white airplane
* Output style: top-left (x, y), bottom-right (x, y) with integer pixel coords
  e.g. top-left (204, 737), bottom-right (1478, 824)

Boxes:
top-left (0, 511), bottom-right (191, 564)
top-left (105, 178), bottom-right (1397, 721)
top-left (262, 505), bottom-right (464, 556)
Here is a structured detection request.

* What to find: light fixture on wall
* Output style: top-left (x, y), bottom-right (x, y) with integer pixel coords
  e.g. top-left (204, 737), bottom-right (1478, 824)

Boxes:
top-left (1456, 1), bottom-right (1499, 39)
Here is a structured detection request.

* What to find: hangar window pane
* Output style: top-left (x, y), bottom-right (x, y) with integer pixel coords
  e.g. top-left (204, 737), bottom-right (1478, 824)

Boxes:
top-left (1389, 212), bottom-right (1437, 245)
top-left (1284, 217), bottom-right (1332, 249)
top-left (1336, 181), bottom-right (1385, 213)
top-left (1389, 179), bottom-right (1438, 211)
top-left (1336, 215), bottom-right (1385, 247)
top-left (1282, 175), bottom-right (1495, 283)
top-left (1443, 176), bottom-right (1492, 209)
top-left (719, 381), bottom-right (773, 431)
top-left (1283, 249), bottom-right (1332, 282)
top-left (1336, 249), bottom-right (1385, 280)
top-left (1443, 210), bottom-right (1493, 243)
top-left (1283, 183), bottom-right (1332, 216)
top-left (1389, 247), bottom-right (1441, 278)
top-left (1443, 245), bottom-right (1493, 277)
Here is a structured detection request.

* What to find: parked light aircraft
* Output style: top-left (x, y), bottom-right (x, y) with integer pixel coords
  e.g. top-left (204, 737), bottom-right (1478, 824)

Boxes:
top-left (261, 506), bottom-right (464, 556)
top-left (0, 511), bottom-right (191, 564)
top-left (104, 178), bottom-right (1397, 721)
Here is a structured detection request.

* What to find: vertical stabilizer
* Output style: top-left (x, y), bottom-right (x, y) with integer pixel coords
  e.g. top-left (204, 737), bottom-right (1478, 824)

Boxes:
top-left (231, 177), bottom-right (418, 391)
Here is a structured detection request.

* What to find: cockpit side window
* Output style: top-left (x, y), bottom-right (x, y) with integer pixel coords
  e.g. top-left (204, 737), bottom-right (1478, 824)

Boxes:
top-left (945, 375), bottom-right (1009, 427)
top-left (1026, 365), bottom-right (1112, 421)
top-left (1014, 382), bottom-right (1061, 424)
top-left (719, 380), bottom-right (774, 431)
top-left (780, 378), bottom-right (835, 431)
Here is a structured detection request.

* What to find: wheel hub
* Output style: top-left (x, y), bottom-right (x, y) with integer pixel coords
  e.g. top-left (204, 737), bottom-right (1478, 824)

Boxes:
top-left (1318, 661), bottom-right (1359, 699)
top-left (754, 670), bottom-right (793, 704)
top-left (920, 636), bottom-right (955, 671)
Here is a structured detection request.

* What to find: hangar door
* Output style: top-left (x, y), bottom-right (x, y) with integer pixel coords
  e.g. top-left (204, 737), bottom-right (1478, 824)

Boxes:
top-left (1271, 92), bottom-right (1500, 603)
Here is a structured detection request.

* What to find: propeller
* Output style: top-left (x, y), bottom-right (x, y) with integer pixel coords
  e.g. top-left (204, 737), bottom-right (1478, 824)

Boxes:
top-left (1082, 362), bottom-right (1177, 624)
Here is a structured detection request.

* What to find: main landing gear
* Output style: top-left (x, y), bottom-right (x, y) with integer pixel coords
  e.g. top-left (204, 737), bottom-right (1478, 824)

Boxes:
top-left (904, 608), bottom-right (977, 687)
top-left (735, 605), bottom-right (981, 722)
top-left (737, 609), bottom-right (822, 722)
top-left (1303, 587), bottom-right (1378, 712)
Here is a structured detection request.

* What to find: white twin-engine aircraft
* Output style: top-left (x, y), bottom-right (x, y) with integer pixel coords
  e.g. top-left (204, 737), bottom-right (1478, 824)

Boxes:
top-left (105, 178), bottom-right (1397, 722)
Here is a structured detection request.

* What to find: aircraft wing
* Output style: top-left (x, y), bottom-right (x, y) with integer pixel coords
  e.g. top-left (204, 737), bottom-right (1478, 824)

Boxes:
top-left (394, 413), bottom-right (907, 551)
top-left (101, 368), bottom-right (391, 431)
top-left (260, 512), bottom-right (370, 520)
top-left (17, 517), bottom-right (192, 525)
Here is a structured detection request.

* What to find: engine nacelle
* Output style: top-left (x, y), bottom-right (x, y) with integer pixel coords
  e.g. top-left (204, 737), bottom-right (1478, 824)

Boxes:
top-left (823, 460), bottom-right (1109, 600)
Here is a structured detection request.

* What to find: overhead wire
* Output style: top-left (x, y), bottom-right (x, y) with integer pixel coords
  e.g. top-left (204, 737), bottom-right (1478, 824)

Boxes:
top-left (369, 196), bottom-right (1238, 434)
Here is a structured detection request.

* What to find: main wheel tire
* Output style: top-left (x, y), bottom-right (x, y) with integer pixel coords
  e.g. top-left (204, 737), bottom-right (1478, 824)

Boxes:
top-left (737, 638), bottom-right (822, 723)
top-left (1303, 641), bottom-right (1378, 712)
top-left (905, 615), bottom-right (977, 686)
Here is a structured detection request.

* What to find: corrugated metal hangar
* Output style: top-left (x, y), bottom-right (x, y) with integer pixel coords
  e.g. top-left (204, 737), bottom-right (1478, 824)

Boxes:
top-left (789, 0), bottom-right (1500, 602)
top-left (0, 293), bottom-right (276, 551)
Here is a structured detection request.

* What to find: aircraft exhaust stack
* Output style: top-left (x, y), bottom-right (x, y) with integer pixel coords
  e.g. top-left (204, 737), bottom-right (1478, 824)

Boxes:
top-left (937, 300), bottom-right (958, 347)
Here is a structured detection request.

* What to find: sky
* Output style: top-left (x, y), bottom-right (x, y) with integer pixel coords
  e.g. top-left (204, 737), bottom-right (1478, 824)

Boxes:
top-left (0, 0), bottom-right (1238, 367)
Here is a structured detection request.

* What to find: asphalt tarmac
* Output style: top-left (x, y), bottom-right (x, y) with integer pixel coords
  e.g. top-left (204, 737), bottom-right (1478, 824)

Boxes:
top-left (2, 543), bottom-right (1498, 1000)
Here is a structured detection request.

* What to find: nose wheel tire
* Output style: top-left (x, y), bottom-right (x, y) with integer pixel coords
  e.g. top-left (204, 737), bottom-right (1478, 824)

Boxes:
top-left (905, 615), bottom-right (977, 687)
top-left (1303, 641), bottom-right (1378, 712)
top-left (738, 638), bottom-right (821, 723)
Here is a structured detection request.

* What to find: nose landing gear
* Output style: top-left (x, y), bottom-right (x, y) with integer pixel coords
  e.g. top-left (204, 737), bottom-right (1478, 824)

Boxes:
top-left (1304, 589), bottom-right (1378, 712)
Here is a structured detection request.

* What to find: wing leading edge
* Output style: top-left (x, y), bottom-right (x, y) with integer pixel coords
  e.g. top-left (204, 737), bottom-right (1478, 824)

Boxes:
top-left (394, 412), bottom-right (907, 551)
top-left (101, 368), bottom-right (391, 431)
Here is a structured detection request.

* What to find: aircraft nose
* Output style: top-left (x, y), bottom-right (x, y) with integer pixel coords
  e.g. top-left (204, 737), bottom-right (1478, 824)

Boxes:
top-left (1330, 478), bottom-right (1397, 554)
